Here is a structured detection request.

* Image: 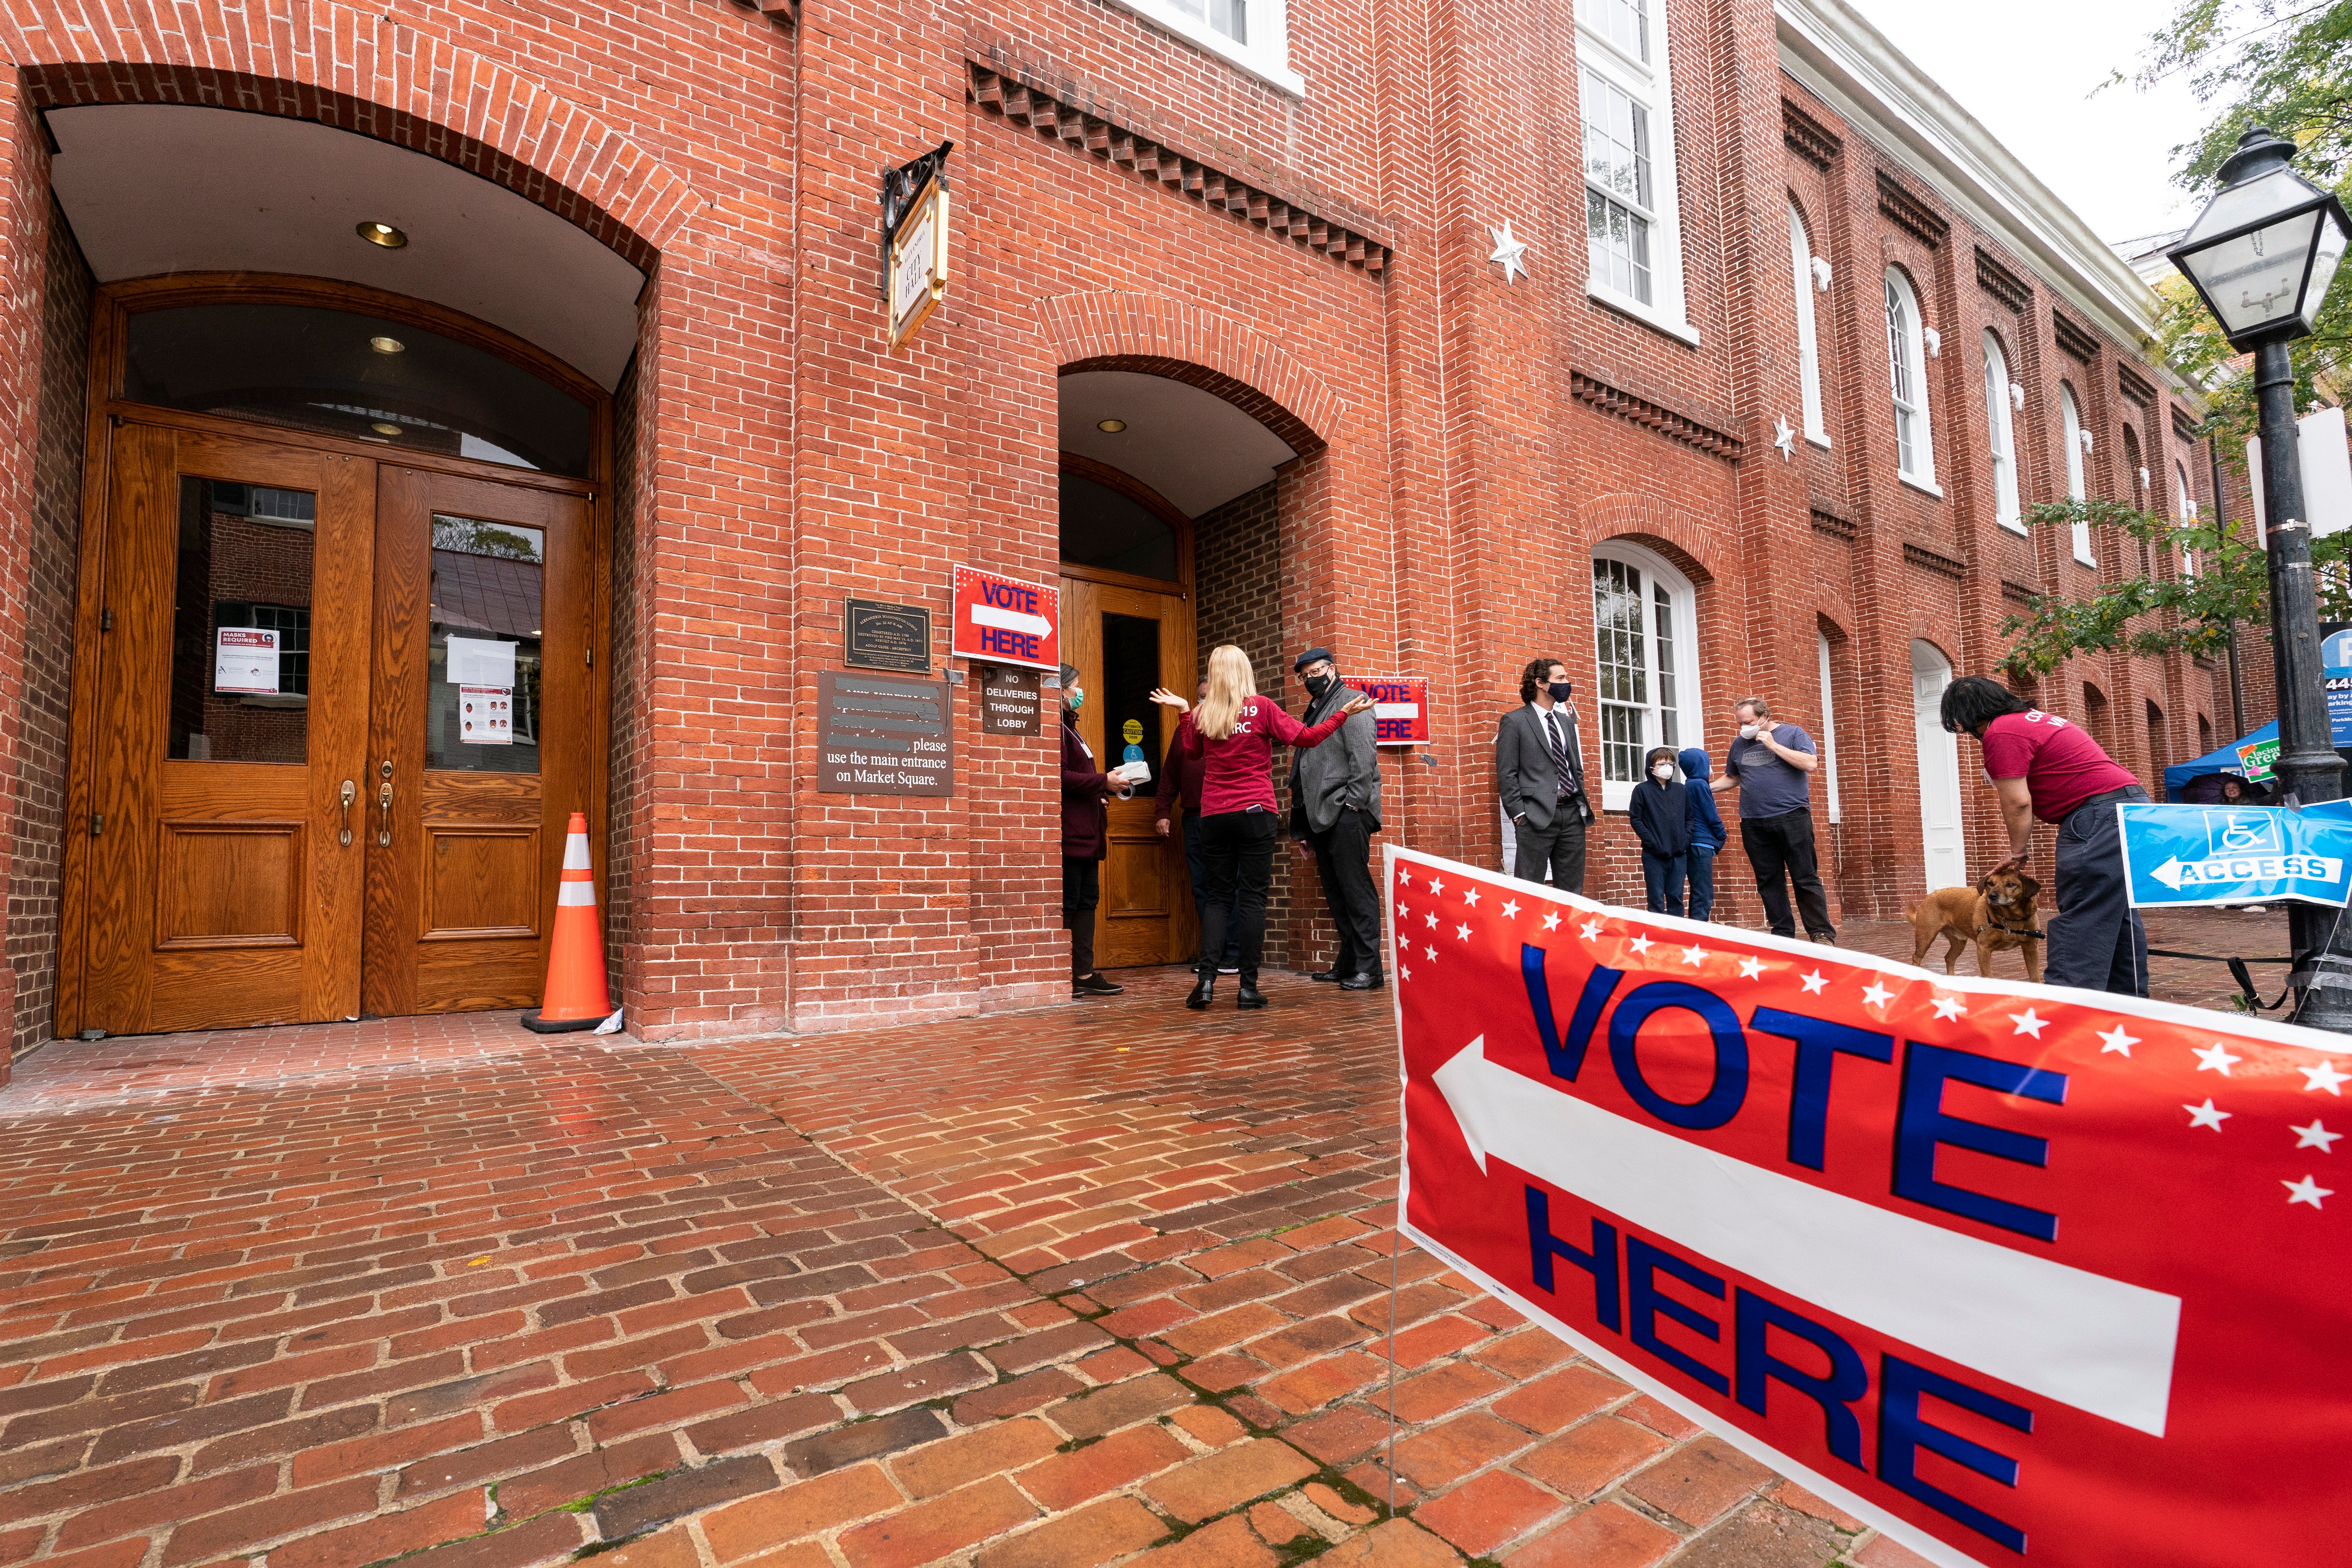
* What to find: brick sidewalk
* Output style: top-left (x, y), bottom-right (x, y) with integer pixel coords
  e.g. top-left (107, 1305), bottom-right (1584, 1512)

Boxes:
top-left (0, 908), bottom-right (2290, 1568)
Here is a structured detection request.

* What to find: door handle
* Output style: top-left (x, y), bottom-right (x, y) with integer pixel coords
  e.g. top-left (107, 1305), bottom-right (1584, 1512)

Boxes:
top-left (339, 780), bottom-right (356, 847)
top-left (378, 779), bottom-right (395, 846)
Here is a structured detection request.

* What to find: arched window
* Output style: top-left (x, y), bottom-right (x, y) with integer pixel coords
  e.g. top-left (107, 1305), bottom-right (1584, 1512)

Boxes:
top-left (1790, 202), bottom-right (1826, 443)
top-left (1592, 541), bottom-right (1702, 810)
top-left (1885, 269), bottom-right (1935, 485)
top-left (1817, 627), bottom-right (1843, 823)
top-left (1982, 330), bottom-right (2021, 531)
top-left (2061, 383), bottom-right (2093, 564)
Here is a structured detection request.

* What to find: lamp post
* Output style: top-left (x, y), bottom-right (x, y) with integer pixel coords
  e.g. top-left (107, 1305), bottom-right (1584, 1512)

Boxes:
top-left (2168, 127), bottom-right (2352, 1028)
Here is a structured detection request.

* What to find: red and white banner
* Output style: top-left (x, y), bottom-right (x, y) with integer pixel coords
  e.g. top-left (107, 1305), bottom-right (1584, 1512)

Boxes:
top-left (1389, 844), bottom-right (2352, 1568)
top-left (951, 564), bottom-right (1059, 672)
top-left (1355, 675), bottom-right (1430, 747)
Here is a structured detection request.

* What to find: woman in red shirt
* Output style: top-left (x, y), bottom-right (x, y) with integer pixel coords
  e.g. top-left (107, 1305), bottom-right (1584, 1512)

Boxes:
top-left (1151, 645), bottom-right (1371, 1010)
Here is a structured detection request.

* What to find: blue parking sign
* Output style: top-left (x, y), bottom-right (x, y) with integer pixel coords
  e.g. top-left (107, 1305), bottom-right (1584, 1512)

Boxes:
top-left (2118, 799), bottom-right (2352, 907)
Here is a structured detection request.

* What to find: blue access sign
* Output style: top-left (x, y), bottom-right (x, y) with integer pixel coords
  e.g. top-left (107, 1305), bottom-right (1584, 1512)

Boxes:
top-left (2119, 799), bottom-right (2352, 907)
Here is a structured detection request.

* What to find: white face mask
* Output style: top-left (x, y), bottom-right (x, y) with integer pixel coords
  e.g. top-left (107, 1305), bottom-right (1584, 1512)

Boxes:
top-left (1652, 765), bottom-right (1675, 781)
top-left (1739, 723), bottom-right (1760, 740)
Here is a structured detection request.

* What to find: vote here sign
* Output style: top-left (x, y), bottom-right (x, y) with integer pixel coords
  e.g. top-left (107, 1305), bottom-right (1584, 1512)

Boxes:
top-left (1355, 675), bottom-right (1429, 747)
top-left (1388, 844), bottom-right (2352, 1568)
top-left (951, 565), bottom-right (1059, 671)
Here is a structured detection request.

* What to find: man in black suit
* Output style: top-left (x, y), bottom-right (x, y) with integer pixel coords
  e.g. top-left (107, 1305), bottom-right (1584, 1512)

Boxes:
top-left (1496, 656), bottom-right (1594, 893)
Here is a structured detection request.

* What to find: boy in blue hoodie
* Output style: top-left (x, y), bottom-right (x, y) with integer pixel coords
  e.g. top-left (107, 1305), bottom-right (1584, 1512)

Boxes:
top-left (1680, 745), bottom-right (1727, 922)
top-left (1627, 746), bottom-right (1691, 916)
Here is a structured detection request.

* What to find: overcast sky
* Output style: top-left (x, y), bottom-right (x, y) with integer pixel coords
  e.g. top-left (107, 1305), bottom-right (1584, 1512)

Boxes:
top-left (1845, 0), bottom-right (2213, 246)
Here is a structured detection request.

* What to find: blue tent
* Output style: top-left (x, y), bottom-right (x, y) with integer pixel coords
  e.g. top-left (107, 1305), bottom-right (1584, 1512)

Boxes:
top-left (2163, 722), bottom-right (2275, 802)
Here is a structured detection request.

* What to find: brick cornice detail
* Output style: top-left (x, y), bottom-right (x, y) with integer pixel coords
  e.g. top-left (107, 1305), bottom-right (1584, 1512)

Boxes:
top-left (2001, 578), bottom-right (2039, 604)
top-left (2173, 408), bottom-right (2201, 443)
top-left (1975, 247), bottom-right (2031, 313)
top-left (1569, 371), bottom-right (1744, 461)
top-left (1876, 173), bottom-right (1948, 248)
top-left (966, 58), bottom-right (1389, 274)
top-left (1783, 101), bottom-right (1840, 170)
top-left (1810, 507), bottom-right (1856, 540)
top-left (1904, 541), bottom-right (1966, 579)
top-left (2118, 362), bottom-right (2157, 408)
top-left (2053, 311), bottom-right (2101, 365)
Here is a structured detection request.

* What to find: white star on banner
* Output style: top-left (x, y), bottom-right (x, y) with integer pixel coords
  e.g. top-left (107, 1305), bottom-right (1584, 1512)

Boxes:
top-left (1397, 903), bottom-right (1410, 923)
top-left (1544, 911), bottom-right (1563, 932)
top-left (1425, 911), bottom-right (1438, 930)
top-left (1739, 957), bottom-right (1765, 980)
top-left (2097, 1026), bottom-right (2139, 1057)
top-left (1862, 982), bottom-right (1893, 1008)
top-left (1579, 920), bottom-right (1603, 940)
top-left (1629, 935), bottom-right (1654, 955)
top-left (1930, 995), bottom-right (1967, 1020)
top-left (1681, 946), bottom-right (1708, 967)
top-left (2303, 1061), bottom-right (2352, 1096)
top-left (1488, 221), bottom-right (1530, 283)
top-left (1398, 868), bottom-right (1413, 886)
top-left (1799, 969), bottom-right (1827, 995)
top-left (2195, 1043), bottom-right (2243, 1076)
top-left (1500, 900), bottom-right (1521, 920)
top-left (1456, 923), bottom-right (1472, 942)
top-left (2184, 1099), bottom-right (2231, 1131)
top-left (1397, 932), bottom-right (1410, 952)
top-left (1424, 944), bottom-right (1437, 961)
top-left (2010, 1009), bottom-right (2048, 1039)
top-left (1464, 887), bottom-right (1481, 908)
top-left (1428, 877), bottom-right (1446, 898)
top-left (2284, 1175), bottom-right (2335, 1209)
top-left (2294, 1120), bottom-right (2342, 1151)
top-left (1400, 964), bottom-right (1412, 981)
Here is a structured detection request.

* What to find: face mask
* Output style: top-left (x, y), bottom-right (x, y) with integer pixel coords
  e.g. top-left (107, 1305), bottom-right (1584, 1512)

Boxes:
top-left (1548, 682), bottom-right (1572, 704)
top-left (1067, 689), bottom-right (1084, 712)
top-left (1739, 723), bottom-right (1760, 740)
top-left (1304, 673), bottom-right (1334, 699)
top-left (1652, 765), bottom-right (1675, 781)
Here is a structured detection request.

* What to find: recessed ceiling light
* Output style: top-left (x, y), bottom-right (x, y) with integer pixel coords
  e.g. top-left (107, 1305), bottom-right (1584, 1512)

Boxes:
top-left (1097, 419), bottom-right (1127, 434)
top-left (371, 422), bottom-right (402, 436)
top-left (357, 222), bottom-right (408, 249)
top-left (370, 336), bottom-right (406, 354)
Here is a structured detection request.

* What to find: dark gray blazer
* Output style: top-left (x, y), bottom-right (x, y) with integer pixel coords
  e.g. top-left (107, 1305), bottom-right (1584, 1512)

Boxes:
top-left (1496, 702), bottom-right (1595, 830)
top-left (1290, 683), bottom-right (1382, 834)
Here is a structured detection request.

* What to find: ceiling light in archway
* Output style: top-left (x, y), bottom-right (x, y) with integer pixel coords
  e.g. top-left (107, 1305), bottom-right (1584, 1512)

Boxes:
top-left (1096, 419), bottom-right (1127, 434)
top-left (356, 221), bottom-right (409, 249)
top-left (369, 336), bottom-right (406, 354)
top-left (371, 422), bottom-right (403, 436)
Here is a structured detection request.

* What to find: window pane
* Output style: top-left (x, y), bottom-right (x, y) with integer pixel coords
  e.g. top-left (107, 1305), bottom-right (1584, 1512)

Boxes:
top-left (1581, 71), bottom-right (1651, 211)
top-left (1061, 474), bottom-right (1179, 581)
top-left (426, 516), bottom-right (545, 774)
top-left (1585, 0), bottom-right (1649, 61)
top-left (1586, 192), bottom-right (1653, 304)
top-left (1101, 613), bottom-right (1163, 772)
top-left (169, 479), bottom-right (314, 763)
top-left (1653, 581), bottom-right (1679, 749)
top-left (1791, 204), bottom-right (1822, 438)
top-left (1594, 559), bottom-right (1650, 782)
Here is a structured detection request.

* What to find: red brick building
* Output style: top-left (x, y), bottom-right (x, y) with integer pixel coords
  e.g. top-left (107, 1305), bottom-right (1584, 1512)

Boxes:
top-left (0, 0), bottom-right (2236, 1067)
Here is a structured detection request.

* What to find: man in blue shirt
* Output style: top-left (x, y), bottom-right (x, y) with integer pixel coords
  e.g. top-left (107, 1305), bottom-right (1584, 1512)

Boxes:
top-left (1715, 696), bottom-right (1836, 944)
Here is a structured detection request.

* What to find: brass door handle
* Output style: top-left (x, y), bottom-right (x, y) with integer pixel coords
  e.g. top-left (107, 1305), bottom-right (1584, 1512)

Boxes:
top-left (339, 780), bottom-right (356, 847)
top-left (378, 780), bottom-right (395, 846)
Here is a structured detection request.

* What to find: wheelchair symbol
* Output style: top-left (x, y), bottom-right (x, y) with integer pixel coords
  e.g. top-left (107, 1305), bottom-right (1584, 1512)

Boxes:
top-left (2205, 810), bottom-right (2282, 857)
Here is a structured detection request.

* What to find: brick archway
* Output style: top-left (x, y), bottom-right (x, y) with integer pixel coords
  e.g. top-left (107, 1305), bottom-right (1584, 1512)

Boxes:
top-left (11, 21), bottom-right (707, 268)
top-left (1042, 292), bottom-right (1340, 455)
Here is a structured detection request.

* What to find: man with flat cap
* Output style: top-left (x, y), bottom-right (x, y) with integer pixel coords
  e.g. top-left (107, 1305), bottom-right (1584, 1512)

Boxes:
top-left (1288, 647), bottom-right (1384, 990)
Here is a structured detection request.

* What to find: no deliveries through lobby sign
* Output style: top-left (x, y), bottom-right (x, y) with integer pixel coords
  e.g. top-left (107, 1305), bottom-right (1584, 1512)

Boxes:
top-left (1386, 844), bottom-right (2352, 1568)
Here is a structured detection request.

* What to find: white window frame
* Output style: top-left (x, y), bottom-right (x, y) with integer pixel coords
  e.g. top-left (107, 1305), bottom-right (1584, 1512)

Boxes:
top-left (1790, 201), bottom-right (1827, 445)
top-left (1982, 331), bottom-right (2022, 532)
top-left (1104, 0), bottom-right (1302, 96)
top-left (1591, 540), bottom-right (1702, 812)
top-left (1577, 0), bottom-right (1693, 342)
top-left (1885, 268), bottom-right (1937, 491)
top-left (2176, 457), bottom-right (2199, 578)
top-left (2062, 384), bottom-right (2094, 564)
top-left (1818, 630), bottom-right (1842, 824)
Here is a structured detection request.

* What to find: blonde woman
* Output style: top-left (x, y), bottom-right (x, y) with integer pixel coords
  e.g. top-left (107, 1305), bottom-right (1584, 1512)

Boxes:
top-left (1151, 646), bottom-right (1372, 1010)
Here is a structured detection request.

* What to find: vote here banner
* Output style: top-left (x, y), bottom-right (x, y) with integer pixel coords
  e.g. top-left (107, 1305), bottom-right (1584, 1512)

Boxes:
top-left (1387, 843), bottom-right (2352, 1568)
top-left (951, 564), bottom-right (1059, 672)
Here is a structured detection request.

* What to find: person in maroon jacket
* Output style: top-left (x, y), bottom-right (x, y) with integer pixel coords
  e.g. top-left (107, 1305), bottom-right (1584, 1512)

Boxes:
top-left (1151, 645), bottom-right (1371, 1010)
top-left (1155, 679), bottom-right (1240, 974)
top-left (1060, 663), bottom-right (1128, 999)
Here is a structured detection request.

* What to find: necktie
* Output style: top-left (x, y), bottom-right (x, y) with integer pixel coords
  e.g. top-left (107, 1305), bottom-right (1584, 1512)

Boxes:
top-left (1548, 713), bottom-right (1577, 797)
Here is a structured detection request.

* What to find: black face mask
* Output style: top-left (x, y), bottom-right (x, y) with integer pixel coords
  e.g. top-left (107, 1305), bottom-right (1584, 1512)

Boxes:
top-left (1548, 681), bottom-right (1573, 704)
top-left (1304, 673), bottom-right (1335, 700)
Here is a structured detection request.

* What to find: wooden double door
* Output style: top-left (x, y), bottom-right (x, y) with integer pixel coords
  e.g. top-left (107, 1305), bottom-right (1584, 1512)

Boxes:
top-left (1060, 576), bottom-right (1197, 969)
top-left (63, 420), bottom-right (599, 1037)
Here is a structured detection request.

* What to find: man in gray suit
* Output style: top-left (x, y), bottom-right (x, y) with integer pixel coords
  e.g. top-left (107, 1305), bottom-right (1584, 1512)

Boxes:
top-left (1496, 656), bottom-right (1594, 893)
top-left (1288, 646), bottom-right (1384, 990)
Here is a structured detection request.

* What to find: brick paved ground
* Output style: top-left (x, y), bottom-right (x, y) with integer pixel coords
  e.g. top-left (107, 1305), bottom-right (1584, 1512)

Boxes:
top-left (0, 907), bottom-right (2287, 1568)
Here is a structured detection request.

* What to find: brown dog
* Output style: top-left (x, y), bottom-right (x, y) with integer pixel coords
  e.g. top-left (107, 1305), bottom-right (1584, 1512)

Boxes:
top-left (1907, 869), bottom-right (2045, 982)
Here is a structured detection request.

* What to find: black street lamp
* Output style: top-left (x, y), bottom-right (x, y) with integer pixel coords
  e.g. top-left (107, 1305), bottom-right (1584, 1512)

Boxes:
top-left (2169, 127), bottom-right (2352, 1028)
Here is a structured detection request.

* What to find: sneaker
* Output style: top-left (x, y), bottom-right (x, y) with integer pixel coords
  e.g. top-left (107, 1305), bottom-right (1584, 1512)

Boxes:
top-left (1219, 964), bottom-right (1240, 975)
top-left (1074, 973), bottom-right (1124, 996)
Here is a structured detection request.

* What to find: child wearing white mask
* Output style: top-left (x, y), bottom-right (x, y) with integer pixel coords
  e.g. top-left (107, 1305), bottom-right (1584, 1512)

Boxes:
top-left (1627, 746), bottom-right (1692, 916)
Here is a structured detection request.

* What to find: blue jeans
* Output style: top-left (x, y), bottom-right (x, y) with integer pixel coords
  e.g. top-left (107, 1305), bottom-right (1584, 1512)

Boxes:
top-left (1184, 814), bottom-right (1242, 966)
top-left (1641, 850), bottom-right (1687, 917)
top-left (1687, 847), bottom-right (1716, 922)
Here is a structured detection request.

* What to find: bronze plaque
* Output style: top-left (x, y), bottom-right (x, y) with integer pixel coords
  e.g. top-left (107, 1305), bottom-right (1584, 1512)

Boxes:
top-left (845, 597), bottom-right (932, 672)
top-left (818, 670), bottom-right (952, 795)
top-left (980, 665), bottom-right (1043, 737)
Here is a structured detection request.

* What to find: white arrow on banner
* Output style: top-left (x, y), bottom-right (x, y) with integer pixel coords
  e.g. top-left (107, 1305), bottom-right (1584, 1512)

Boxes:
top-left (1430, 1034), bottom-right (2182, 1436)
top-left (2151, 858), bottom-right (2187, 890)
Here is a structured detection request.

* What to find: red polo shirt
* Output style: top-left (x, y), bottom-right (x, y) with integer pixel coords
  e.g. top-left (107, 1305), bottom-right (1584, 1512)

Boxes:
top-left (1979, 709), bottom-right (2138, 822)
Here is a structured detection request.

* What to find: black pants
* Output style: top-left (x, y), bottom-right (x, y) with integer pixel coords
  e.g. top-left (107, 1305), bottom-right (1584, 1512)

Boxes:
top-left (2047, 786), bottom-right (2149, 996)
top-left (1740, 808), bottom-right (1836, 939)
top-left (1062, 856), bottom-right (1100, 979)
top-left (1307, 807), bottom-right (1382, 979)
top-left (1513, 807), bottom-right (1588, 894)
top-left (1197, 809), bottom-right (1278, 983)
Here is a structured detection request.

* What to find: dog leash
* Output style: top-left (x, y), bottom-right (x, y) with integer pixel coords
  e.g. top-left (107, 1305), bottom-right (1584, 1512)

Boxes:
top-left (2139, 948), bottom-right (2297, 1012)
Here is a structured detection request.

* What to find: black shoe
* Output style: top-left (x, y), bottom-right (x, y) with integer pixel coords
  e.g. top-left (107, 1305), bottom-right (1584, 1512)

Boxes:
top-left (1308, 968), bottom-right (1343, 983)
top-left (1075, 973), bottom-right (1124, 995)
top-left (1186, 974), bottom-right (1215, 1009)
top-left (1236, 982), bottom-right (1267, 1009)
top-left (1339, 972), bottom-right (1384, 991)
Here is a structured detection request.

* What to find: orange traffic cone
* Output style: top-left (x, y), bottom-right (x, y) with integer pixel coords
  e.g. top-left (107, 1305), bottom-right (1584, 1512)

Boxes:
top-left (521, 812), bottom-right (615, 1033)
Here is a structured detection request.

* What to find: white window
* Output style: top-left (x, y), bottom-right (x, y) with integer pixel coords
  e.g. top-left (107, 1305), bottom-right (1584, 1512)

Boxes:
top-left (1106, 0), bottom-right (1299, 94)
top-left (1578, 0), bottom-right (1690, 337)
top-left (2176, 457), bottom-right (2199, 577)
top-left (2062, 384), bottom-right (2094, 564)
top-left (1790, 202), bottom-right (1826, 444)
top-left (1885, 269), bottom-right (1935, 488)
top-left (1592, 542), bottom-right (1702, 811)
top-left (1982, 331), bottom-right (2022, 531)
top-left (1818, 630), bottom-right (1843, 824)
